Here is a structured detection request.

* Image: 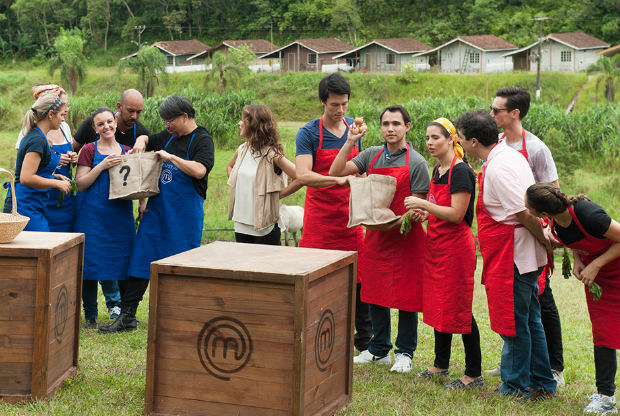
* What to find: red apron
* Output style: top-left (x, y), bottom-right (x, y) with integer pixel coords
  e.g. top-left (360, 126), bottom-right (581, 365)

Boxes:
top-left (299, 117), bottom-right (365, 281)
top-left (502, 130), bottom-right (548, 295)
top-left (423, 156), bottom-right (476, 334)
top-left (359, 145), bottom-right (425, 312)
top-left (551, 206), bottom-right (620, 349)
top-left (476, 162), bottom-right (518, 337)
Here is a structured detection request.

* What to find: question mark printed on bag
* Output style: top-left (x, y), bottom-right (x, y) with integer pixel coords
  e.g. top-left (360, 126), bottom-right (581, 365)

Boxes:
top-left (119, 165), bottom-right (130, 186)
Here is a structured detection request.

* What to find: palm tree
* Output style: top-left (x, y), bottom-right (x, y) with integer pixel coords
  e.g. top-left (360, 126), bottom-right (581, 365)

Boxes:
top-left (587, 55), bottom-right (620, 103)
top-left (118, 45), bottom-right (167, 98)
top-left (48, 29), bottom-right (87, 95)
top-left (206, 46), bottom-right (254, 93)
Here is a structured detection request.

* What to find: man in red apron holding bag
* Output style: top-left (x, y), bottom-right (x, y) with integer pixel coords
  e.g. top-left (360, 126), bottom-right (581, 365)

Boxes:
top-left (295, 73), bottom-right (372, 352)
top-left (456, 110), bottom-right (557, 399)
top-left (329, 105), bottom-right (430, 374)
top-left (488, 86), bottom-right (564, 386)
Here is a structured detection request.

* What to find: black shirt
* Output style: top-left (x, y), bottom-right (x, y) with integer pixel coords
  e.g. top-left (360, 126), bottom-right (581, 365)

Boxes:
top-left (554, 200), bottom-right (612, 245)
top-left (146, 126), bottom-right (214, 199)
top-left (74, 116), bottom-right (150, 148)
top-left (15, 128), bottom-right (52, 183)
top-left (431, 162), bottom-right (476, 227)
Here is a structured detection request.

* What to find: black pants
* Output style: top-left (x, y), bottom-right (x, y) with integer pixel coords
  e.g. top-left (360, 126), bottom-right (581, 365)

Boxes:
top-left (595, 346), bottom-right (617, 396)
top-left (354, 283), bottom-right (372, 351)
top-left (122, 276), bottom-right (150, 312)
top-left (235, 224), bottom-right (281, 245)
top-left (433, 315), bottom-right (482, 378)
top-left (539, 275), bottom-right (564, 371)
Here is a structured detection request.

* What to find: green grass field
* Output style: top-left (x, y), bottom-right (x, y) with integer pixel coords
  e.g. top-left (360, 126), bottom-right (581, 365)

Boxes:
top-left (0, 116), bottom-right (618, 414)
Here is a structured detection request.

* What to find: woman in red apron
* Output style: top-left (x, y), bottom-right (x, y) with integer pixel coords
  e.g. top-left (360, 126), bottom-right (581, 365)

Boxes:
top-left (404, 118), bottom-right (481, 389)
top-left (526, 183), bottom-right (620, 414)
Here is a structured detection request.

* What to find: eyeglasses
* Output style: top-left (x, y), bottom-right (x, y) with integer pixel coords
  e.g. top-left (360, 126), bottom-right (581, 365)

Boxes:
top-left (163, 115), bottom-right (183, 126)
top-left (490, 106), bottom-right (509, 115)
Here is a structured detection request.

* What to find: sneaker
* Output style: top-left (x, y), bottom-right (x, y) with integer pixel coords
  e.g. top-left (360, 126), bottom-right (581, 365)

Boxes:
top-left (485, 364), bottom-right (501, 377)
top-left (84, 318), bottom-right (97, 329)
top-left (353, 350), bottom-right (391, 365)
top-left (552, 370), bottom-right (565, 387)
top-left (584, 393), bottom-right (618, 415)
top-left (445, 376), bottom-right (484, 389)
top-left (390, 353), bottom-right (412, 373)
top-left (108, 306), bottom-right (121, 320)
top-left (416, 368), bottom-right (449, 378)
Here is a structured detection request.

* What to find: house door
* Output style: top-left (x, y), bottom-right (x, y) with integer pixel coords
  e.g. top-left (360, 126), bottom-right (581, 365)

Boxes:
top-left (286, 52), bottom-right (296, 72)
top-left (364, 53), bottom-right (371, 71)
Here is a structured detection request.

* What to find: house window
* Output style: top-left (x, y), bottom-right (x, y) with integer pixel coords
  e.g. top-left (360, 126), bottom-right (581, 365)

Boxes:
top-left (308, 53), bottom-right (317, 65)
top-left (167, 55), bottom-right (173, 65)
top-left (386, 53), bottom-right (395, 65)
top-left (561, 51), bottom-right (572, 62)
top-left (470, 52), bottom-right (480, 63)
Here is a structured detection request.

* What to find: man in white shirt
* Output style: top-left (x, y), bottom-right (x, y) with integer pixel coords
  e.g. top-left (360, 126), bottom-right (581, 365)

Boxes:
top-left (491, 86), bottom-right (564, 386)
top-left (457, 110), bottom-right (557, 399)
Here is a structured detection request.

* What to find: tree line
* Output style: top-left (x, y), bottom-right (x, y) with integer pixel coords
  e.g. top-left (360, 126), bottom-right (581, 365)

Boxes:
top-left (0, 0), bottom-right (617, 60)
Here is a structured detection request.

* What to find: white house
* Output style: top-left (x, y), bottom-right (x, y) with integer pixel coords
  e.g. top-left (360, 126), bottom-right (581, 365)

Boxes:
top-left (332, 38), bottom-right (432, 72)
top-left (503, 32), bottom-right (610, 72)
top-left (187, 39), bottom-right (281, 72)
top-left (413, 35), bottom-right (517, 73)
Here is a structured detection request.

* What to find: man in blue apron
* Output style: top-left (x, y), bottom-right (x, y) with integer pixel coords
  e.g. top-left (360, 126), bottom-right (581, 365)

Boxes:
top-left (99, 95), bottom-right (215, 333)
top-left (73, 89), bottom-right (150, 151)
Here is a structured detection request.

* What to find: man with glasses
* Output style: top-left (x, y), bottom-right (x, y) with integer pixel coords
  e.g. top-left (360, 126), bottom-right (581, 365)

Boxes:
top-left (99, 95), bottom-right (214, 333)
top-left (73, 89), bottom-right (150, 151)
top-left (487, 86), bottom-right (564, 388)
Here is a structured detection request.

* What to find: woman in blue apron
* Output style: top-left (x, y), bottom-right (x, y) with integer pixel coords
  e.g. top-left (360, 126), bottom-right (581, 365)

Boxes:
top-left (100, 95), bottom-right (214, 333)
top-left (74, 107), bottom-right (135, 329)
top-left (3, 94), bottom-right (71, 230)
top-left (15, 86), bottom-right (78, 232)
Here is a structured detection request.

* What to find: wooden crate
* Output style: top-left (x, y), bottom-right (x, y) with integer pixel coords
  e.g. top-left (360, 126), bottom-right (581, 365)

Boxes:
top-left (146, 241), bottom-right (357, 416)
top-left (0, 231), bottom-right (84, 403)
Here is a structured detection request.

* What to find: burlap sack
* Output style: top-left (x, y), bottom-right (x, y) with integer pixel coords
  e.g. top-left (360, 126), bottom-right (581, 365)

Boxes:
top-left (109, 153), bottom-right (163, 200)
top-left (347, 174), bottom-right (400, 228)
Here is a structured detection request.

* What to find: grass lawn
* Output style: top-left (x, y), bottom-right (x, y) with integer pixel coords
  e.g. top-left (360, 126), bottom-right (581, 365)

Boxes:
top-left (0, 122), bottom-right (618, 415)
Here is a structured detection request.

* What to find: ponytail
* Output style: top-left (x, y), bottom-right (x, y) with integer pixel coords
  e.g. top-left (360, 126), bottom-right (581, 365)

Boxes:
top-left (526, 183), bottom-right (590, 215)
top-left (21, 94), bottom-right (64, 136)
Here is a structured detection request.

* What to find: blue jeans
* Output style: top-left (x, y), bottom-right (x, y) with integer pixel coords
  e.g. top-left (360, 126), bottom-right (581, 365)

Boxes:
top-left (82, 280), bottom-right (122, 319)
top-left (499, 265), bottom-right (557, 397)
top-left (368, 304), bottom-right (418, 357)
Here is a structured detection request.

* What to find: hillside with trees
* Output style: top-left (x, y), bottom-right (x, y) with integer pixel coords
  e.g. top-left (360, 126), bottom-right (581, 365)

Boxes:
top-left (0, 0), bottom-right (617, 61)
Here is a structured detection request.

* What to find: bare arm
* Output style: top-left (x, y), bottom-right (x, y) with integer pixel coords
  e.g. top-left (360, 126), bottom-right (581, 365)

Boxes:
top-left (404, 191), bottom-right (471, 224)
top-left (130, 135), bottom-right (149, 153)
top-left (577, 219), bottom-right (620, 287)
top-left (515, 209), bottom-right (552, 253)
top-left (275, 154), bottom-right (303, 199)
top-left (156, 150), bottom-right (206, 179)
top-left (20, 152), bottom-right (70, 193)
top-left (295, 154), bottom-right (347, 188)
top-left (328, 133), bottom-right (363, 177)
top-left (75, 155), bottom-right (122, 191)
top-left (226, 150), bottom-right (239, 177)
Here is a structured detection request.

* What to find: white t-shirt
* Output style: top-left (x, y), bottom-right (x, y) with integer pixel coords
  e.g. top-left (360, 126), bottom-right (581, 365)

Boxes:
top-left (483, 141), bottom-right (547, 275)
top-left (16, 121), bottom-right (73, 150)
top-left (502, 130), bottom-right (558, 183)
top-left (232, 148), bottom-right (275, 237)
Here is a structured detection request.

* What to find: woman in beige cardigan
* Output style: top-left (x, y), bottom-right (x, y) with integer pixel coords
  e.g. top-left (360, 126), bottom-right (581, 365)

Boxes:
top-left (227, 105), bottom-right (301, 245)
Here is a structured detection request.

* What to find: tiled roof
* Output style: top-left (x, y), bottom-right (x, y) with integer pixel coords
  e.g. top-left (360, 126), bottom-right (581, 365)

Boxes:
top-left (222, 39), bottom-right (279, 54)
top-left (375, 38), bottom-right (432, 52)
top-left (297, 38), bottom-right (353, 53)
top-left (549, 32), bottom-right (610, 49)
top-left (153, 40), bottom-right (210, 55)
top-left (459, 35), bottom-right (517, 51)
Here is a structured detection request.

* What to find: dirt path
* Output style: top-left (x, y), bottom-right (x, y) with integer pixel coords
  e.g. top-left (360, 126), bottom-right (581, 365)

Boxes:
top-left (565, 75), bottom-right (592, 114)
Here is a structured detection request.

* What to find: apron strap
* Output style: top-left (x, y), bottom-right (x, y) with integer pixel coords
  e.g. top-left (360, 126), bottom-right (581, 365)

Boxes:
top-left (568, 205), bottom-right (592, 238)
top-left (318, 117), bottom-right (354, 151)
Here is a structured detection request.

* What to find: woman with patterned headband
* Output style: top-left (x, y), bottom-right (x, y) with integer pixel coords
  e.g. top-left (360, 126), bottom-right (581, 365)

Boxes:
top-left (3, 93), bottom-right (71, 230)
top-left (15, 85), bottom-right (78, 232)
top-left (404, 117), bottom-right (482, 389)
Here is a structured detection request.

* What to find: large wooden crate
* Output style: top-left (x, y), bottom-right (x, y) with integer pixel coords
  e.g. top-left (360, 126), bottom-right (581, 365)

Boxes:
top-left (146, 241), bottom-right (357, 416)
top-left (0, 231), bottom-right (84, 403)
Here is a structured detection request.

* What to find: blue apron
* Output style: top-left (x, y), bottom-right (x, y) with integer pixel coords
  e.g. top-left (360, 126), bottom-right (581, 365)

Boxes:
top-left (74, 141), bottom-right (134, 281)
top-left (127, 133), bottom-right (204, 280)
top-left (45, 127), bottom-right (77, 232)
top-left (14, 126), bottom-right (61, 231)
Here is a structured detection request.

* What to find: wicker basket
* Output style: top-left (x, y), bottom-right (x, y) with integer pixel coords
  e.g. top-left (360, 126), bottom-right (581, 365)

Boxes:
top-left (0, 168), bottom-right (29, 243)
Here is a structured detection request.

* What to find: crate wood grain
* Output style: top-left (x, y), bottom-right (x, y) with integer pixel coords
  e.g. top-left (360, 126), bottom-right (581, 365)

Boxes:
top-left (146, 241), bottom-right (356, 416)
top-left (0, 231), bottom-right (84, 403)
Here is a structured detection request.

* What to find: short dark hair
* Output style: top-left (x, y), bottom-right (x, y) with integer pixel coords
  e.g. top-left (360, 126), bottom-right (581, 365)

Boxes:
top-left (90, 107), bottom-right (114, 125)
top-left (318, 73), bottom-right (351, 103)
top-left (379, 105), bottom-right (411, 125)
top-left (455, 110), bottom-right (499, 147)
top-left (158, 95), bottom-right (195, 120)
top-left (495, 86), bottom-right (530, 119)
